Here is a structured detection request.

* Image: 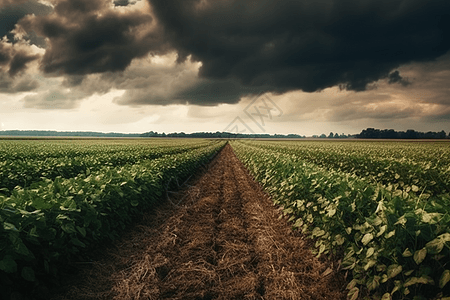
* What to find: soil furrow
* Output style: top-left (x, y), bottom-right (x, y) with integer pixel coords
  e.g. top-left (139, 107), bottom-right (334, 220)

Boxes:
top-left (52, 144), bottom-right (346, 300)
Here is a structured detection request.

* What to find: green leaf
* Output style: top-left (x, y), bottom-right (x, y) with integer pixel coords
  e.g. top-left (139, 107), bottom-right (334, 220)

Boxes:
top-left (21, 267), bottom-right (36, 282)
top-left (9, 233), bottom-right (32, 257)
top-left (0, 255), bottom-right (17, 273)
top-left (3, 222), bottom-right (18, 231)
top-left (413, 248), bottom-right (427, 265)
top-left (366, 247), bottom-right (375, 258)
top-left (346, 279), bottom-right (357, 290)
top-left (361, 233), bottom-right (374, 245)
top-left (61, 223), bottom-right (77, 234)
top-left (70, 238), bottom-right (86, 248)
top-left (319, 243), bottom-right (326, 254)
top-left (387, 264), bottom-right (402, 279)
top-left (391, 280), bottom-right (402, 295)
top-left (364, 259), bottom-right (376, 271)
top-left (377, 225), bottom-right (387, 237)
top-left (385, 230), bottom-right (395, 239)
top-left (377, 264), bottom-right (387, 272)
top-left (367, 275), bottom-right (380, 291)
top-left (439, 270), bottom-right (450, 289)
top-left (404, 276), bottom-right (434, 287)
top-left (381, 293), bottom-right (391, 300)
top-left (422, 212), bottom-right (442, 224)
top-left (130, 199), bottom-right (139, 207)
top-left (402, 248), bottom-right (413, 257)
top-left (440, 233), bottom-right (450, 242)
top-left (341, 256), bottom-right (356, 270)
top-left (347, 287), bottom-right (359, 300)
top-left (395, 215), bottom-right (406, 226)
top-left (334, 234), bottom-right (345, 245)
top-left (76, 226), bottom-right (86, 237)
top-left (425, 237), bottom-right (444, 254)
top-left (312, 227), bottom-right (325, 237)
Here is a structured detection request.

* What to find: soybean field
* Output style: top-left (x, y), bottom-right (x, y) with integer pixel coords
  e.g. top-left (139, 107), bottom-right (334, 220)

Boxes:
top-left (1, 138), bottom-right (449, 300)
top-left (232, 140), bottom-right (450, 300)
top-left (0, 139), bottom-right (225, 298)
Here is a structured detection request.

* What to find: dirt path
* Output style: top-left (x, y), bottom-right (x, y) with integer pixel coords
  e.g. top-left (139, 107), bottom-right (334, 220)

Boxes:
top-left (55, 144), bottom-right (346, 300)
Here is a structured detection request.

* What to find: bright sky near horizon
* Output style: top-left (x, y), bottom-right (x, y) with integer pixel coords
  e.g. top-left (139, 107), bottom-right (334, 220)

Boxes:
top-left (1, 0), bottom-right (449, 136)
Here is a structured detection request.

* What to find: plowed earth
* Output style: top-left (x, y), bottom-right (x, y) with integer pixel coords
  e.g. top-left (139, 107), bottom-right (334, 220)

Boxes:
top-left (54, 144), bottom-right (346, 300)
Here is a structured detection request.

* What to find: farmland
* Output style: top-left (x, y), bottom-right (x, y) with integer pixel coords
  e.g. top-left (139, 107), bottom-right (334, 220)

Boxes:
top-left (0, 139), bottom-right (226, 297)
top-left (232, 140), bottom-right (450, 300)
top-left (1, 138), bottom-right (449, 299)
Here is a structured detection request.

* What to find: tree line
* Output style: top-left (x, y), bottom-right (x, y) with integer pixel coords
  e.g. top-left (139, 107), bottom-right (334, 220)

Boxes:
top-left (140, 131), bottom-right (305, 138)
top-left (0, 130), bottom-right (141, 137)
top-left (357, 128), bottom-right (449, 139)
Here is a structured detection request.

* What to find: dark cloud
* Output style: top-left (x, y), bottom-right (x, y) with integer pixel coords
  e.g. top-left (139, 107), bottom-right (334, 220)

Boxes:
top-left (148, 0), bottom-right (450, 95)
top-left (5, 0), bottom-right (450, 109)
top-left (0, 0), bottom-right (53, 41)
top-left (0, 40), bottom-right (39, 88)
top-left (0, 42), bottom-right (11, 65)
top-left (387, 70), bottom-right (411, 87)
top-left (23, 30), bottom-right (47, 48)
top-left (8, 51), bottom-right (39, 77)
top-left (113, 0), bottom-right (138, 7)
top-left (114, 78), bottom-right (259, 106)
top-left (172, 79), bottom-right (259, 106)
top-left (0, 71), bottom-right (39, 93)
top-left (19, 0), bottom-right (168, 76)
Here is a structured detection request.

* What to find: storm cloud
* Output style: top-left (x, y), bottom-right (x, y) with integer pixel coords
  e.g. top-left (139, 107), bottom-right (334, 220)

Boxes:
top-left (0, 40), bottom-right (40, 90)
top-left (18, 0), bottom-right (169, 76)
top-left (2, 0), bottom-right (450, 108)
top-left (113, 0), bottom-right (139, 7)
top-left (387, 70), bottom-right (411, 87)
top-left (148, 0), bottom-right (450, 94)
top-left (0, 0), bottom-right (53, 41)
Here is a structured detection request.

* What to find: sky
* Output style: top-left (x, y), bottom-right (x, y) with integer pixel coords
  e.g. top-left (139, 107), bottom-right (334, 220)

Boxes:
top-left (0, 0), bottom-right (449, 136)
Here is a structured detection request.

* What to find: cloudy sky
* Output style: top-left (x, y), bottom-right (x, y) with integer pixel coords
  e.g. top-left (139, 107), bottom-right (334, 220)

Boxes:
top-left (0, 0), bottom-right (449, 136)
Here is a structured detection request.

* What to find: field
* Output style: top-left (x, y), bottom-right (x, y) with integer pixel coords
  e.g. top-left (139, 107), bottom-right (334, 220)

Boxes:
top-left (0, 139), bottom-right (226, 298)
top-left (1, 138), bottom-right (449, 299)
top-left (232, 140), bottom-right (450, 300)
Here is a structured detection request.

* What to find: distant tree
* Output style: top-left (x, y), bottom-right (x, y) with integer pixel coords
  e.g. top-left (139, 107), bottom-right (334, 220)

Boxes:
top-left (328, 132), bottom-right (334, 138)
top-left (320, 134), bottom-right (326, 138)
top-left (404, 130), bottom-right (416, 139)
top-left (312, 135), bottom-right (318, 138)
top-left (357, 128), bottom-right (448, 139)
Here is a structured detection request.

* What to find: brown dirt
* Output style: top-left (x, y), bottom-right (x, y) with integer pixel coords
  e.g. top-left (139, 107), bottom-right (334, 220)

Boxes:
top-left (53, 144), bottom-right (346, 300)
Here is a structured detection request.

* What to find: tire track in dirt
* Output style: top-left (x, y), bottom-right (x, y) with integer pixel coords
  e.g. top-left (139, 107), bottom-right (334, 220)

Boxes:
top-left (54, 144), bottom-right (346, 300)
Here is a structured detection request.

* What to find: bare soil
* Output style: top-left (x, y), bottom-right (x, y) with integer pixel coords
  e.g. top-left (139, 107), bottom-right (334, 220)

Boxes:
top-left (53, 144), bottom-right (346, 300)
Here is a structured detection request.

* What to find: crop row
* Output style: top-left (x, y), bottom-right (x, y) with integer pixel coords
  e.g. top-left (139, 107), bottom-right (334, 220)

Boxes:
top-left (239, 140), bottom-right (450, 198)
top-left (0, 140), bottom-right (214, 195)
top-left (231, 141), bottom-right (450, 300)
top-left (0, 140), bottom-right (226, 296)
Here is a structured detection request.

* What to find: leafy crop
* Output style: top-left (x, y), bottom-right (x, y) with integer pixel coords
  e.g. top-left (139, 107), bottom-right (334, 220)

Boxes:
top-left (231, 140), bottom-right (450, 300)
top-left (240, 140), bottom-right (450, 198)
top-left (0, 139), bottom-right (213, 195)
top-left (0, 139), bottom-right (225, 296)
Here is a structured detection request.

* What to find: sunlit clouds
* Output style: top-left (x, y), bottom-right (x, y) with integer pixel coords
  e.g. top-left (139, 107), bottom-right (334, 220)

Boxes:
top-left (0, 0), bottom-right (449, 135)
